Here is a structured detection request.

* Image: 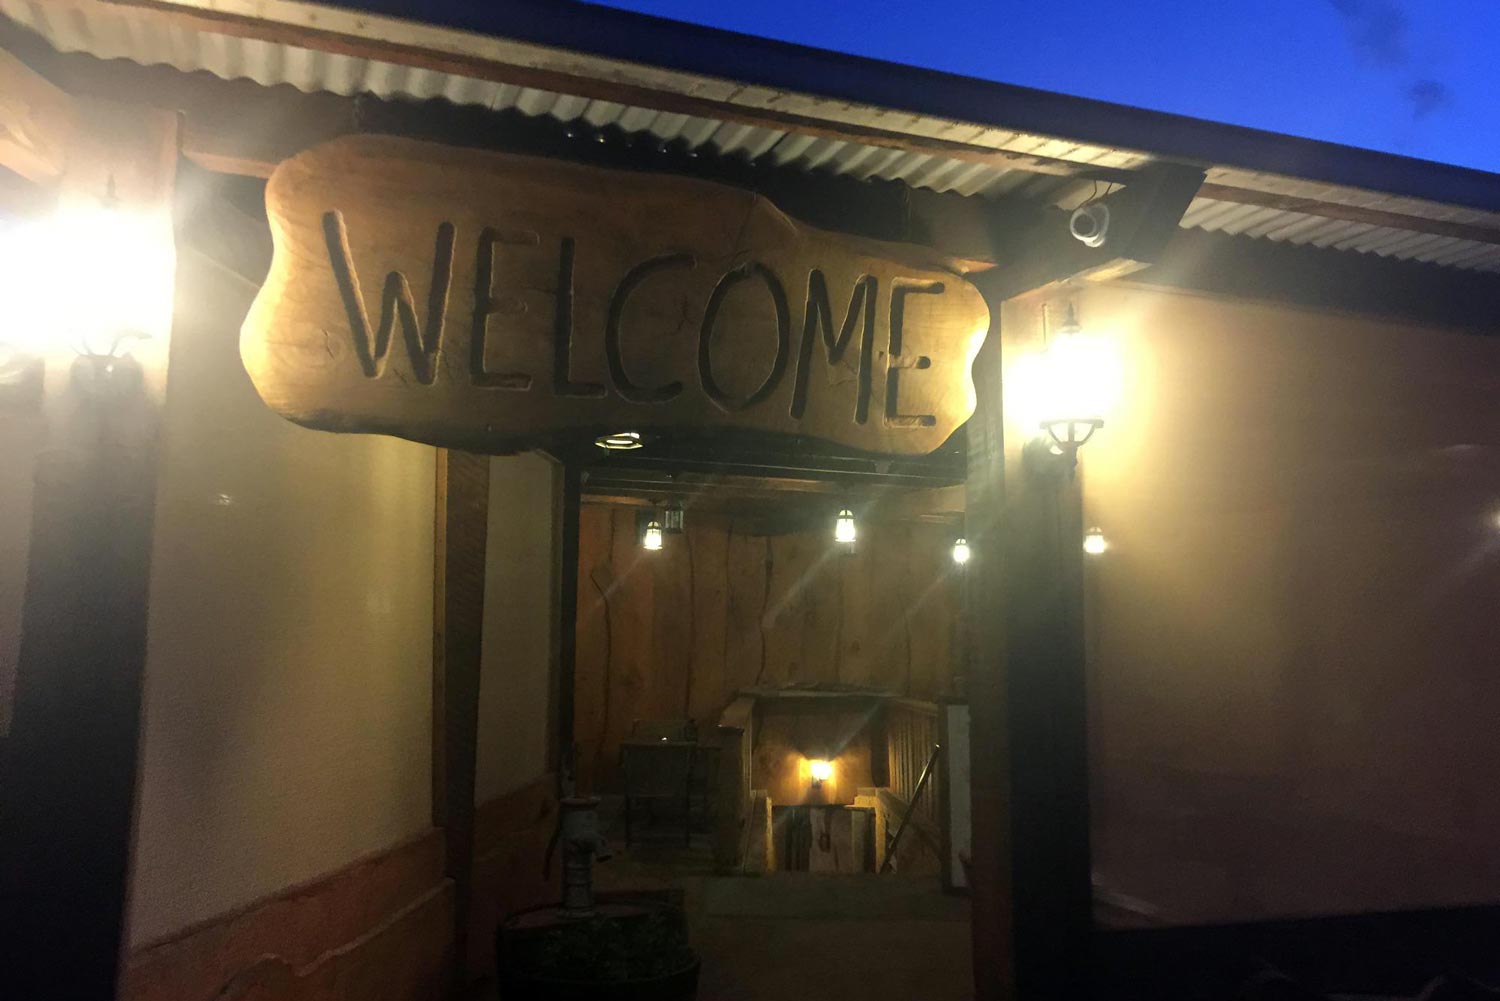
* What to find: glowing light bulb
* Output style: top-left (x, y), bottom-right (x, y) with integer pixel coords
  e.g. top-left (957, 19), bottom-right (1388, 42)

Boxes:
top-left (1009, 303), bottom-right (1122, 452)
top-left (834, 508), bottom-right (857, 545)
top-left (808, 759), bottom-right (834, 784)
top-left (1083, 527), bottom-right (1108, 556)
top-left (642, 519), bottom-right (664, 551)
top-left (0, 196), bottom-right (172, 361)
top-left (952, 537), bottom-right (971, 565)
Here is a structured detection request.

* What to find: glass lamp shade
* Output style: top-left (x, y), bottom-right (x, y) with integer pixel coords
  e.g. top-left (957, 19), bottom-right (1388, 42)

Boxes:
top-left (1083, 527), bottom-right (1108, 556)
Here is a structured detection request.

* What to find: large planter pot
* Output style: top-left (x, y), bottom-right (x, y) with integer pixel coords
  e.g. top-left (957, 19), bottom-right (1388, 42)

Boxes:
top-left (498, 901), bottom-right (699, 1001)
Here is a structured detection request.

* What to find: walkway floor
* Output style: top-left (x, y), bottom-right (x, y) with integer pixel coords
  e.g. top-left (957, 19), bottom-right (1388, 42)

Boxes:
top-left (599, 814), bottom-right (970, 1001)
top-left (686, 872), bottom-right (972, 1001)
top-left (475, 815), bottom-right (972, 1001)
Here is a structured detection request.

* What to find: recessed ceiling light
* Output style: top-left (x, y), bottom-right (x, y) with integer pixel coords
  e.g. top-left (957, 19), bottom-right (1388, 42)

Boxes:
top-left (595, 431), bottom-right (644, 451)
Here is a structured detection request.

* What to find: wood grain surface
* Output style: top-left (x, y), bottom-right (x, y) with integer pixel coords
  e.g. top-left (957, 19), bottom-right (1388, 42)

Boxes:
top-left (242, 136), bottom-right (989, 455)
top-left (573, 506), bottom-right (964, 791)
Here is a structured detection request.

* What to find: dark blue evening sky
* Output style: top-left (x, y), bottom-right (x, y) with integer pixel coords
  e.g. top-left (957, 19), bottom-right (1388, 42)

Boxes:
top-left (594, 0), bottom-right (1499, 174)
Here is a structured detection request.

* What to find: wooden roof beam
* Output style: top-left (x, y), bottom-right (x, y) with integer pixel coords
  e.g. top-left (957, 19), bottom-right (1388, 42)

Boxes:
top-left (0, 46), bottom-right (76, 184)
top-left (975, 162), bottom-right (1207, 302)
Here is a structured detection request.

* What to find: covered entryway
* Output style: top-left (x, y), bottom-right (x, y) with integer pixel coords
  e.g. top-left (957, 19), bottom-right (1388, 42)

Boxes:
top-left (11, 5), bottom-right (1500, 1001)
top-left (557, 446), bottom-right (976, 999)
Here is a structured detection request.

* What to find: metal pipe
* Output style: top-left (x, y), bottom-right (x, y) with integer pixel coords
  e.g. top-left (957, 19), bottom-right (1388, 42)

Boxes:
top-left (881, 742), bottom-right (941, 874)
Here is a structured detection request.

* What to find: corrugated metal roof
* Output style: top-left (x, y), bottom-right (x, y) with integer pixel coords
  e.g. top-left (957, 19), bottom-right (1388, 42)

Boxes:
top-left (1181, 196), bottom-right (1500, 271)
top-left (7, 0), bottom-right (1500, 273)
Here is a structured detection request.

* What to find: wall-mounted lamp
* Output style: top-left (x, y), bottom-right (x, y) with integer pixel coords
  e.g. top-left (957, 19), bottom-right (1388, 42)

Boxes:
top-left (834, 508), bottom-right (857, 553)
top-left (1083, 527), bottom-right (1108, 556)
top-left (1036, 304), bottom-right (1105, 465)
top-left (951, 537), bottom-right (971, 565)
top-left (662, 500), bottom-right (685, 535)
top-left (808, 759), bottom-right (834, 787)
top-left (641, 517), bottom-right (664, 551)
top-left (0, 186), bottom-right (170, 396)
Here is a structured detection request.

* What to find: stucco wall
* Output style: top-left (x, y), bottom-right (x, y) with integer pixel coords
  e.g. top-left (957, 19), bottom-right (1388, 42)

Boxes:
top-left (1005, 285), bottom-right (1500, 923)
top-left (127, 252), bottom-right (437, 946)
top-left (473, 452), bottom-right (559, 805)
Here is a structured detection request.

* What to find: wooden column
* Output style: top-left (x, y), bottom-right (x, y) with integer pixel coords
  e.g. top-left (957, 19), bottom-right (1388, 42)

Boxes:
top-left (964, 326), bottom-right (1017, 1000)
top-left (968, 316), bottom-right (1095, 999)
top-left (967, 167), bottom-right (1203, 999)
top-left (554, 462), bottom-right (582, 796)
top-left (431, 448), bottom-right (491, 986)
top-left (0, 97), bottom-right (178, 997)
top-left (1003, 444), bottom-right (1093, 998)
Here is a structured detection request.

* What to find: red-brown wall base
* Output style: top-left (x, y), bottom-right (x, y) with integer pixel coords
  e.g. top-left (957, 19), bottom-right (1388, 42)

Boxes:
top-left (121, 778), bottom-right (559, 1000)
top-left (123, 830), bottom-right (450, 1001)
top-left (465, 775), bottom-right (560, 985)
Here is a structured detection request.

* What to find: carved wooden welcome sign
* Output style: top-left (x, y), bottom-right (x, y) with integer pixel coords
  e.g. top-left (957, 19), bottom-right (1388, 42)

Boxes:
top-left (242, 136), bottom-right (990, 455)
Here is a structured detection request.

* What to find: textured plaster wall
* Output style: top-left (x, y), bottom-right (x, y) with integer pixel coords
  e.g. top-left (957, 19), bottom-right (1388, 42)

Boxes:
top-left (1005, 285), bottom-right (1500, 923)
top-left (473, 452), bottom-right (559, 805)
top-left (127, 252), bottom-right (436, 946)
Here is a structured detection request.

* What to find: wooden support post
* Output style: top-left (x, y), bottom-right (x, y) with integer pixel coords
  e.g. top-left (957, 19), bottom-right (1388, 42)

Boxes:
top-left (0, 46), bottom-right (76, 182)
top-left (968, 334), bottom-right (1095, 1001)
top-left (0, 98), bottom-right (177, 998)
top-left (976, 163), bottom-right (1205, 302)
top-left (1004, 444), bottom-right (1092, 998)
top-left (964, 328), bottom-right (1017, 1000)
top-left (431, 448), bottom-right (491, 988)
top-left (967, 163), bottom-right (1203, 999)
top-left (554, 462), bottom-right (582, 797)
top-left (1, 357), bottom-right (162, 998)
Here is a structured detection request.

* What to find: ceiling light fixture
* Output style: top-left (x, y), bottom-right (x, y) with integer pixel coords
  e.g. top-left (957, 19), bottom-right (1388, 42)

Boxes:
top-left (662, 500), bottom-right (685, 535)
top-left (595, 430), bottom-right (644, 451)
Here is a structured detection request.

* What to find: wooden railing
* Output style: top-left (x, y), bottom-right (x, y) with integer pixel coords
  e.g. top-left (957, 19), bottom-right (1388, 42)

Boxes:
top-left (886, 697), bottom-right (942, 834)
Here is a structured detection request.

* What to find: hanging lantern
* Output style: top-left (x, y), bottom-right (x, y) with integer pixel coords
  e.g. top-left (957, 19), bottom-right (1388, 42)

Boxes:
top-left (641, 518), bottom-right (664, 551)
top-left (1083, 527), bottom-right (1108, 556)
top-left (1037, 304), bottom-right (1105, 457)
top-left (951, 537), bottom-right (971, 565)
top-left (834, 508), bottom-right (857, 548)
top-left (662, 500), bottom-right (685, 535)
